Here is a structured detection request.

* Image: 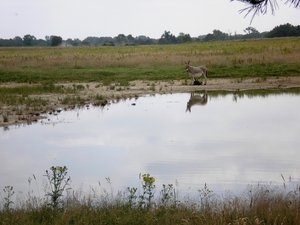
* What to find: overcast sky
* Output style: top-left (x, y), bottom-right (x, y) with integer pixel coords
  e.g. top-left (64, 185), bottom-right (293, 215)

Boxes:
top-left (1, 0), bottom-right (299, 40)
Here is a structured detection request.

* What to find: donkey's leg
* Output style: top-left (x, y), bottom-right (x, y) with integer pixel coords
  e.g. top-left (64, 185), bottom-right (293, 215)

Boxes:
top-left (202, 72), bottom-right (207, 85)
top-left (190, 75), bottom-right (194, 85)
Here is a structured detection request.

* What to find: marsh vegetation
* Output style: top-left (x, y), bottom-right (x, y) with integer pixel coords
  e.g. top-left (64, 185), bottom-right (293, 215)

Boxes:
top-left (1, 167), bottom-right (299, 225)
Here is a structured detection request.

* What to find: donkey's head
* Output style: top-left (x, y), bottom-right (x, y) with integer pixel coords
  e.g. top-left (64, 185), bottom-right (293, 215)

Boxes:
top-left (184, 61), bottom-right (190, 73)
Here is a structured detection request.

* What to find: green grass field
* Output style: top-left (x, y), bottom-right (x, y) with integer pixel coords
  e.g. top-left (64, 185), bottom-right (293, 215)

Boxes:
top-left (0, 37), bottom-right (299, 84)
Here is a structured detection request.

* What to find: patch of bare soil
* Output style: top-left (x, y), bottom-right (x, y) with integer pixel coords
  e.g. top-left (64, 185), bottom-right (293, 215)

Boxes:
top-left (1, 76), bottom-right (300, 128)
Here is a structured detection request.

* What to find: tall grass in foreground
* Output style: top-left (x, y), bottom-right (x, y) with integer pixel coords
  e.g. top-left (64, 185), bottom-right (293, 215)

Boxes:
top-left (1, 167), bottom-right (300, 225)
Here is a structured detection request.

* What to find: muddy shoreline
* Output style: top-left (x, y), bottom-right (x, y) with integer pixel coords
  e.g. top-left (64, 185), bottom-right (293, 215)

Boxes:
top-left (1, 76), bottom-right (300, 128)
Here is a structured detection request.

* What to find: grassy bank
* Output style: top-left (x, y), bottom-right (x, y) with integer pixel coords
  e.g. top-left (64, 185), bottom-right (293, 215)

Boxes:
top-left (0, 37), bottom-right (300, 84)
top-left (1, 170), bottom-right (299, 225)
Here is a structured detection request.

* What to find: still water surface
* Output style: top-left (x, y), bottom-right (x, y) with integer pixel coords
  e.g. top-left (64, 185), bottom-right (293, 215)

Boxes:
top-left (1, 91), bottom-right (300, 197)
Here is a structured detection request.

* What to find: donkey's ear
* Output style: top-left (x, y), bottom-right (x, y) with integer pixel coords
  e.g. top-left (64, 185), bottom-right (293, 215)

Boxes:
top-left (188, 60), bottom-right (190, 64)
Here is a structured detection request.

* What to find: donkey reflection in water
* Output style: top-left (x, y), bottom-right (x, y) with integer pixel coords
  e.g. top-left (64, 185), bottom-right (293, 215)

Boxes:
top-left (186, 91), bottom-right (208, 112)
top-left (185, 61), bottom-right (208, 85)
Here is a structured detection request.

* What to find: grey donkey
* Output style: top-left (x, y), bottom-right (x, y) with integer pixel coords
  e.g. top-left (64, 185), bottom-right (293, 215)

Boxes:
top-left (185, 61), bottom-right (208, 85)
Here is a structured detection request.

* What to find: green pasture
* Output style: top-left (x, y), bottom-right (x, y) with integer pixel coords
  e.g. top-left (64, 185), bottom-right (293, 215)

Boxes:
top-left (0, 37), bottom-right (299, 84)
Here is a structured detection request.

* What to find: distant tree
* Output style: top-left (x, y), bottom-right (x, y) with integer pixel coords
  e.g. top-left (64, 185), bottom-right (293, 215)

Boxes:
top-left (83, 36), bottom-right (113, 46)
top-left (244, 26), bottom-right (261, 38)
top-left (36, 39), bottom-right (48, 46)
top-left (144, 38), bottom-right (156, 45)
top-left (197, 35), bottom-right (206, 41)
top-left (102, 40), bottom-right (115, 46)
top-left (126, 34), bottom-right (135, 45)
top-left (23, 34), bottom-right (36, 46)
top-left (231, 0), bottom-right (300, 23)
top-left (65, 38), bottom-right (74, 46)
top-left (203, 30), bottom-right (228, 41)
top-left (158, 31), bottom-right (177, 44)
top-left (81, 40), bottom-right (91, 46)
top-left (266, 23), bottom-right (300, 37)
top-left (45, 35), bottom-right (51, 45)
top-left (203, 33), bottom-right (215, 41)
top-left (212, 30), bottom-right (228, 40)
top-left (13, 36), bottom-right (23, 46)
top-left (177, 32), bottom-right (192, 43)
top-left (73, 38), bottom-right (82, 46)
top-left (50, 36), bottom-right (63, 46)
top-left (0, 38), bottom-right (14, 46)
top-left (135, 36), bottom-right (155, 45)
top-left (83, 37), bottom-right (98, 46)
top-left (114, 34), bottom-right (127, 45)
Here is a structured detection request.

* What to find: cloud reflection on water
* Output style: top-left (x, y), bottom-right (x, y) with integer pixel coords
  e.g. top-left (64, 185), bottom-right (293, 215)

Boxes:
top-left (1, 92), bottom-right (300, 196)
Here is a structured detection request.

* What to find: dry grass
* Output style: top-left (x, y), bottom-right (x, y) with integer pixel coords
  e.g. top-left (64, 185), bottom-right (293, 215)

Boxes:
top-left (0, 182), bottom-right (299, 225)
top-left (0, 37), bottom-right (299, 79)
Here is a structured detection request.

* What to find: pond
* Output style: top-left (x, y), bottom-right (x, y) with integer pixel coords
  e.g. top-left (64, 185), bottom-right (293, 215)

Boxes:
top-left (1, 90), bottom-right (300, 198)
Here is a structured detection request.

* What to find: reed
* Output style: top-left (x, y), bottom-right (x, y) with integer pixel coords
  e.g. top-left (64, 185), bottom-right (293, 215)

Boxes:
top-left (1, 172), bottom-right (299, 225)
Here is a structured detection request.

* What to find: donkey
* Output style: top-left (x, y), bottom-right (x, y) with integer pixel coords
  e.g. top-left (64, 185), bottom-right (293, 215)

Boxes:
top-left (184, 61), bottom-right (208, 85)
top-left (186, 91), bottom-right (208, 112)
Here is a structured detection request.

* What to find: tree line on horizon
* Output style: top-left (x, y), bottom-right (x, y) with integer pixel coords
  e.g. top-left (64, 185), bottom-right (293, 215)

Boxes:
top-left (0, 23), bottom-right (299, 47)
